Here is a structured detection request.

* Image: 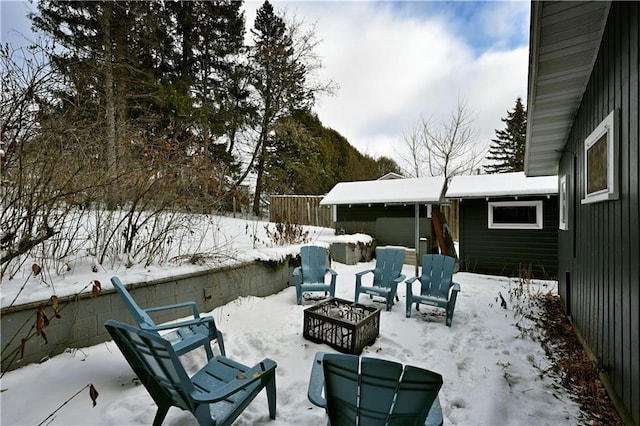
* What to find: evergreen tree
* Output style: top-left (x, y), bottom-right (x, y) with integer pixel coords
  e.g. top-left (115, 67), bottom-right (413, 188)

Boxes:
top-left (264, 110), bottom-right (402, 195)
top-left (30, 1), bottom-right (251, 210)
top-left (484, 97), bottom-right (527, 173)
top-left (265, 114), bottom-right (321, 195)
top-left (248, 0), bottom-right (313, 215)
top-left (31, 1), bottom-right (119, 168)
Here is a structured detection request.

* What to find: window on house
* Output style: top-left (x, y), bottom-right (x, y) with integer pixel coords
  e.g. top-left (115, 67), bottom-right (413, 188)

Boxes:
top-left (582, 109), bottom-right (619, 204)
top-left (559, 175), bottom-right (568, 230)
top-left (488, 201), bottom-right (543, 230)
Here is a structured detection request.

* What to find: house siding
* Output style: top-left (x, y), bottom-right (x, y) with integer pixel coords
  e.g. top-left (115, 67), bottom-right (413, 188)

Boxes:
top-left (557, 3), bottom-right (639, 423)
top-left (336, 204), bottom-right (435, 248)
top-left (458, 196), bottom-right (558, 278)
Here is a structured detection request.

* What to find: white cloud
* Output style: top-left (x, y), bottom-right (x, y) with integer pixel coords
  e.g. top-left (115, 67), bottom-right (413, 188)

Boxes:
top-left (478, 1), bottom-right (531, 48)
top-left (261, 1), bottom-right (529, 166)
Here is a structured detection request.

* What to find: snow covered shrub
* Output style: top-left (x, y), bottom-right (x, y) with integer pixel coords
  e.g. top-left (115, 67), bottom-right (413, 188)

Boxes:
top-left (264, 221), bottom-right (309, 246)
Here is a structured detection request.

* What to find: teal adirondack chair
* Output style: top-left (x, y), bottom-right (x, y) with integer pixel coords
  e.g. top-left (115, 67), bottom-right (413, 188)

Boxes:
top-left (405, 254), bottom-right (461, 327)
top-left (111, 276), bottom-right (225, 360)
top-left (354, 248), bottom-right (406, 311)
top-left (307, 352), bottom-right (443, 426)
top-left (293, 246), bottom-right (337, 305)
top-left (105, 320), bottom-right (277, 426)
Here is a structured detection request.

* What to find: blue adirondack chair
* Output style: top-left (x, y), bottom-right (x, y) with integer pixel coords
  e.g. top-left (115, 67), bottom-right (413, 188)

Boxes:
top-left (354, 248), bottom-right (406, 311)
top-left (293, 246), bottom-right (337, 305)
top-left (308, 352), bottom-right (443, 426)
top-left (105, 320), bottom-right (277, 426)
top-left (111, 276), bottom-right (225, 360)
top-left (405, 254), bottom-right (461, 327)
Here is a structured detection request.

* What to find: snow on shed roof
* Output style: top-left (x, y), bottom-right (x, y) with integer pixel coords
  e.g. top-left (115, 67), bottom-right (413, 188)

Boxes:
top-left (320, 176), bottom-right (446, 205)
top-left (446, 172), bottom-right (558, 198)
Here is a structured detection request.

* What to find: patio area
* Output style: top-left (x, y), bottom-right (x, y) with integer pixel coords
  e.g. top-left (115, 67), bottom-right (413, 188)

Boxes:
top-left (0, 259), bottom-right (584, 425)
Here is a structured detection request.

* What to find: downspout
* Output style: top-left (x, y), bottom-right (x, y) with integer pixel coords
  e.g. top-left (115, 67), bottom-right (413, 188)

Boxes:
top-left (414, 203), bottom-right (419, 277)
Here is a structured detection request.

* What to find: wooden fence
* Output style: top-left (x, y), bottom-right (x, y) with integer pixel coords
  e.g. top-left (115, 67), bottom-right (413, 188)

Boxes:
top-left (269, 195), bottom-right (333, 227)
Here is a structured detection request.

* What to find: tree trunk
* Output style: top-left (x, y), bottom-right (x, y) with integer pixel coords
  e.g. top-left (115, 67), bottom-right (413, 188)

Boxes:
top-left (252, 132), bottom-right (267, 216)
top-left (101, 4), bottom-right (117, 176)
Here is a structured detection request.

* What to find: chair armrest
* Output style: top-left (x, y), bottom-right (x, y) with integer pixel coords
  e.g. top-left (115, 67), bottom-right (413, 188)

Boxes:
top-left (190, 358), bottom-right (278, 403)
top-left (144, 300), bottom-right (200, 318)
top-left (355, 269), bottom-right (374, 278)
top-left (293, 266), bottom-right (301, 276)
top-left (140, 315), bottom-right (213, 332)
top-left (452, 282), bottom-right (461, 292)
top-left (392, 274), bottom-right (406, 284)
top-left (405, 276), bottom-right (419, 285)
top-left (307, 352), bottom-right (327, 408)
top-left (326, 267), bottom-right (337, 276)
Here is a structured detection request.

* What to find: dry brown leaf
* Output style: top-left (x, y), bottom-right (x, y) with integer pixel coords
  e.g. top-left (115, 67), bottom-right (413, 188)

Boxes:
top-left (36, 305), bottom-right (49, 343)
top-left (32, 263), bottom-right (41, 276)
top-left (89, 384), bottom-right (99, 407)
top-left (91, 280), bottom-right (101, 298)
top-left (36, 305), bottom-right (46, 331)
top-left (236, 374), bottom-right (246, 380)
top-left (50, 295), bottom-right (61, 319)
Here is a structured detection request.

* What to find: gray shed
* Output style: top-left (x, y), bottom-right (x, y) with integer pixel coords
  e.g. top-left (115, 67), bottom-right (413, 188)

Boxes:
top-left (446, 172), bottom-right (558, 278)
top-left (320, 176), bottom-right (446, 267)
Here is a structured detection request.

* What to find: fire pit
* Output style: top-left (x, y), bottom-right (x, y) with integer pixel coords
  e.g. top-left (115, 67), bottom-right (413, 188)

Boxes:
top-left (303, 298), bottom-right (381, 355)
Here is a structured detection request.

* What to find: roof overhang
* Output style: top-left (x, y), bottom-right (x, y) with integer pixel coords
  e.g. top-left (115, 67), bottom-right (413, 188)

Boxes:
top-left (320, 176), bottom-right (446, 206)
top-left (525, 1), bottom-right (611, 176)
top-left (446, 172), bottom-right (558, 199)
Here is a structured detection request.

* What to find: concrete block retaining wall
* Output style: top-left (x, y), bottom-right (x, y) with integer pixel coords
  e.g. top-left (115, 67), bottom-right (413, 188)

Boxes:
top-left (1, 259), bottom-right (295, 372)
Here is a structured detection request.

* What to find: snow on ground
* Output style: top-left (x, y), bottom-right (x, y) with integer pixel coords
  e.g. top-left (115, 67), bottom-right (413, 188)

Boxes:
top-left (0, 216), bottom-right (371, 308)
top-left (1, 261), bottom-right (581, 425)
top-left (1, 215), bottom-right (580, 424)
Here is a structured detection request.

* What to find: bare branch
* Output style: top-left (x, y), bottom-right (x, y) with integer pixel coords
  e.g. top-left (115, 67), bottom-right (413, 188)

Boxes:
top-left (399, 98), bottom-right (487, 182)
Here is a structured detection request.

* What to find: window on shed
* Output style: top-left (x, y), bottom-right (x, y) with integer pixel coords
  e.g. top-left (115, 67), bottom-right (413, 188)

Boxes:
top-left (488, 201), bottom-right (543, 230)
top-left (582, 109), bottom-right (619, 204)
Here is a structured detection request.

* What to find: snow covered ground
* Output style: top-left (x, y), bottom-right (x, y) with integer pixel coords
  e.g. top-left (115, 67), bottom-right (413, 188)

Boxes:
top-left (1, 260), bottom-right (582, 425)
top-left (1, 216), bottom-right (350, 308)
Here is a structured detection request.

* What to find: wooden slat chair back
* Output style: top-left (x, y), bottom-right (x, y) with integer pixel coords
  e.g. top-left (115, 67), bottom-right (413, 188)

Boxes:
top-left (111, 276), bottom-right (225, 359)
top-left (293, 246), bottom-right (337, 305)
top-left (405, 254), bottom-right (461, 326)
top-left (308, 352), bottom-right (443, 426)
top-left (355, 248), bottom-right (406, 311)
top-left (105, 320), bottom-right (277, 426)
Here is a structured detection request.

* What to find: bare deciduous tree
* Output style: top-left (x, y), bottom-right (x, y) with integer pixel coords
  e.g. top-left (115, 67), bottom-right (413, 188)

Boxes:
top-left (398, 99), bottom-right (486, 181)
top-left (0, 42), bottom-right (235, 280)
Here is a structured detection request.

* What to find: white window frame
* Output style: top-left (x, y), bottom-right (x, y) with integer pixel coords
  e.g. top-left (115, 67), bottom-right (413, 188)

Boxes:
top-left (559, 175), bottom-right (568, 230)
top-left (488, 200), bottom-right (544, 230)
top-left (582, 109), bottom-right (619, 204)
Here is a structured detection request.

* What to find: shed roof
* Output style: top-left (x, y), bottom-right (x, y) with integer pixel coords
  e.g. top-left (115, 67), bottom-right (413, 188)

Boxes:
top-left (377, 172), bottom-right (405, 180)
top-left (320, 176), bottom-right (446, 206)
top-left (446, 172), bottom-right (558, 199)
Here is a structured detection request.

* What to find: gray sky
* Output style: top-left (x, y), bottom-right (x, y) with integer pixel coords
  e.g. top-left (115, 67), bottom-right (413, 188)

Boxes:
top-left (1, 0), bottom-right (530, 170)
